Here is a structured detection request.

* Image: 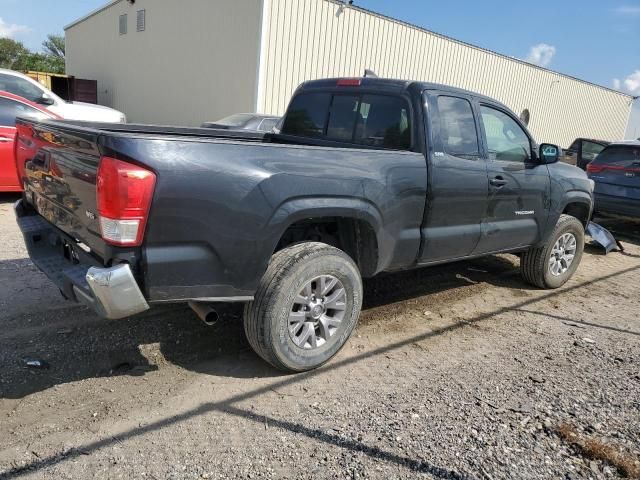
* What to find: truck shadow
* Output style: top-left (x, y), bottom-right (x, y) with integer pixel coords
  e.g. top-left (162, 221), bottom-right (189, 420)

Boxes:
top-left (0, 253), bottom-right (531, 400)
top-left (1, 219), bottom-right (639, 400)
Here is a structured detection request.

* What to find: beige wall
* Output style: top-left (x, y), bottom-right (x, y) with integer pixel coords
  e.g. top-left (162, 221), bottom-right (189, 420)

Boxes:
top-left (66, 0), bottom-right (263, 126)
top-left (259, 0), bottom-right (633, 147)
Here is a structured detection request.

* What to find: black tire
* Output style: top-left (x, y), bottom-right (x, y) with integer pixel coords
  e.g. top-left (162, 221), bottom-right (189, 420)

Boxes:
top-left (521, 214), bottom-right (585, 289)
top-left (243, 242), bottom-right (363, 372)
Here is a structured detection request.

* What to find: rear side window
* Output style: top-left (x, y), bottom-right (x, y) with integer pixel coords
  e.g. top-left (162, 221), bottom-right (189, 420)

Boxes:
top-left (356, 95), bottom-right (411, 150)
top-left (437, 96), bottom-right (479, 158)
top-left (0, 97), bottom-right (50, 126)
top-left (282, 93), bottom-right (331, 138)
top-left (594, 145), bottom-right (640, 167)
top-left (282, 92), bottom-right (411, 150)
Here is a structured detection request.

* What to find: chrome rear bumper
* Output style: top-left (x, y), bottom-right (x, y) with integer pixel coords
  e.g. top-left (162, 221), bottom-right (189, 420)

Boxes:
top-left (78, 264), bottom-right (149, 319)
top-left (15, 199), bottom-right (149, 320)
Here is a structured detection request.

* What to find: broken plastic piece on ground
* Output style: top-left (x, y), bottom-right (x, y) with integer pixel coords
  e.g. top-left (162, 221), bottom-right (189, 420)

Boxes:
top-left (586, 222), bottom-right (623, 254)
top-left (23, 358), bottom-right (50, 369)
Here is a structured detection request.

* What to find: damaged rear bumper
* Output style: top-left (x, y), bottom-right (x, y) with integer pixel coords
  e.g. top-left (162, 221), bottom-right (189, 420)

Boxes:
top-left (14, 199), bottom-right (149, 319)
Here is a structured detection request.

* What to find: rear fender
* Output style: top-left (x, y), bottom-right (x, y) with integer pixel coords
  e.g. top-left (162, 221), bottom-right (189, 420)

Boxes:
top-left (266, 197), bottom-right (386, 271)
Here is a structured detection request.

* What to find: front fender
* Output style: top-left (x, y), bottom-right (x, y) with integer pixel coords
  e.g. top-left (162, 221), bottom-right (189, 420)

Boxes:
top-left (541, 190), bottom-right (593, 244)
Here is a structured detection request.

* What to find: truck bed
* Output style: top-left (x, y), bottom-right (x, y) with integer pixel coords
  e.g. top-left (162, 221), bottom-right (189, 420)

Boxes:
top-left (15, 117), bottom-right (428, 304)
top-left (47, 119), bottom-right (270, 142)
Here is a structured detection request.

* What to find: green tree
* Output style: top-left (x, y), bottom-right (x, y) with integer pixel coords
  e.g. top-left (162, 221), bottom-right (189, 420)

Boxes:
top-left (0, 34), bottom-right (65, 74)
top-left (42, 34), bottom-right (65, 59)
top-left (0, 38), bottom-right (30, 69)
top-left (22, 53), bottom-right (65, 74)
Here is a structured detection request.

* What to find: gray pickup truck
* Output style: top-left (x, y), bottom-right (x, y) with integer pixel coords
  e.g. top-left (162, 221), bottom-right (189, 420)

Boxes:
top-left (15, 77), bottom-right (594, 372)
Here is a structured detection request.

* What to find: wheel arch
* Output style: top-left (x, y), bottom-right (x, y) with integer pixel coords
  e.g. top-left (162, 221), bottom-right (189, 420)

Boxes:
top-left (560, 193), bottom-right (593, 227)
top-left (266, 197), bottom-right (384, 277)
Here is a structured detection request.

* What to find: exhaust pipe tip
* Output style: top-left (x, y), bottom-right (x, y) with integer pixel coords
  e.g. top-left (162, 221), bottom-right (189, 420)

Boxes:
top-left (188, 301), bottom-right (219, 326)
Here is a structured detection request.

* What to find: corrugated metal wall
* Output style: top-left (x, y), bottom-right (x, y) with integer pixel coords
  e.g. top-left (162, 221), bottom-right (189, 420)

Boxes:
top-left (259, 0), bottom-right (633, 146)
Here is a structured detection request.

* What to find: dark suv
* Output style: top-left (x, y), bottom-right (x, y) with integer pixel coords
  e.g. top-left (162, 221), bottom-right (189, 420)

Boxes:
top-left (587, 141), bottom-right (640, 218)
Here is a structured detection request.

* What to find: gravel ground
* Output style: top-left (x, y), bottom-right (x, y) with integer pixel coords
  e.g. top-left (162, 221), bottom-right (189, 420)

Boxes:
top-left (0, 192), bottom-right (639, 480)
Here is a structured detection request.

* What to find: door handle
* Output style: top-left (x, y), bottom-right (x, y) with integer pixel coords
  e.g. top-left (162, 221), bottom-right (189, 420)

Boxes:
top-left (490, 176), bottom-right (508, 187)
top-left (0, 136), bottom-right (12, 143)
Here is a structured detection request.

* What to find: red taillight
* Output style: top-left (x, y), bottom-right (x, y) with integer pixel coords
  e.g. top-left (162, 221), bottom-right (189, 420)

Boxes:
top-left (337, 78), bottom-right (362, 87)
top-left (15, 124), bottom-right (34, 180)
top-left (96, 156), bottom-right (156, 246)
top-left (586, 163), bottom-right (604, 174)
top-left (587, 163), bottom-right (640, 174)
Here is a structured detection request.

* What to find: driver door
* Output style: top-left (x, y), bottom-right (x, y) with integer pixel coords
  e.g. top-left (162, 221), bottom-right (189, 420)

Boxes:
top-left (472, 102), bottom-right (550, 254)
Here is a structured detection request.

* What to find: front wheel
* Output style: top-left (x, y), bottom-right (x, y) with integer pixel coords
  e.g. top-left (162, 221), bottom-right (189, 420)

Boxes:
top-left (244, 242), bottom-right (363, 372)
top-left (521, 214), bottom-right (585, 289)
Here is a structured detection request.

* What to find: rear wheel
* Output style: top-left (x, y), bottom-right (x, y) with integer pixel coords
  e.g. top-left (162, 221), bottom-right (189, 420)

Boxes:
top-left (521, 214), bottom-right (585, 289)
top-left (244, 242), bottom-right (362, 372)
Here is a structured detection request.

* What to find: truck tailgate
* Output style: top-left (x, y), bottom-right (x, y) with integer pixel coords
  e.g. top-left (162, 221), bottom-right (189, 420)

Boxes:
top-left (16, 119), bottom-right (108, 258)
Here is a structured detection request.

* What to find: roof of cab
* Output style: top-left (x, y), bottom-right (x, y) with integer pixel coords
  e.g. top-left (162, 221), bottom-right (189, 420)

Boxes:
top-left (298, 77), bottom-right (510, 109)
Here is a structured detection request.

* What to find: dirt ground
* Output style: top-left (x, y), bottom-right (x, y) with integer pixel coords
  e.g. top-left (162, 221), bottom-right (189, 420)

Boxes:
top-left (0, 192), bottom-right (638, 480)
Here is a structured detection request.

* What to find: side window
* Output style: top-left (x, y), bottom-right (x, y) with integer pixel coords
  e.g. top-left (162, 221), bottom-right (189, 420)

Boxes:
top-left (355, 95), bottom-right (411, 150)
top-left (0, 74), bottom-right (45, 103)
top-left (0, 98), bottom-right (50, 126)
top-left (281, 93), bottom-right (331, 138)
top-left (568, 139), bottom-right (580, 151)
top-left (480, 105), bottom-right (532, 163)
top-left (437, 96), bottom-right (480, 158)
top-left (582, 141), bottom-right (607, 161)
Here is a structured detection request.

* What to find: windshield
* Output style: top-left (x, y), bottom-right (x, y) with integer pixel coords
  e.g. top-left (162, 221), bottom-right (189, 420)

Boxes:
top-left (213, 114), bottom-right (254, 127)
top-left (258, 118), bottom-right (280, 132)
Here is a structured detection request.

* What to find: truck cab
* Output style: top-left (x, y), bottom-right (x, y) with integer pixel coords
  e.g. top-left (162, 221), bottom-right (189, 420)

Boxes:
top-left (276, 78), bottom-right (588, 264)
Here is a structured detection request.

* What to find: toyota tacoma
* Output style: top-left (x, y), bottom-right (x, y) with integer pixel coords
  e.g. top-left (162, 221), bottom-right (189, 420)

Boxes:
top-left (14, 77), bottom-right (594, 372)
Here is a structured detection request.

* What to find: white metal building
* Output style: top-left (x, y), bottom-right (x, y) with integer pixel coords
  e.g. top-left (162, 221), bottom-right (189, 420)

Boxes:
top-left (65, 0), bottom-right (635, 146)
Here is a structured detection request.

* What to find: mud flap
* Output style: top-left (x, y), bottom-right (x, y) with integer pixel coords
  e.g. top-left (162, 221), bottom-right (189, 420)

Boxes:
top-left (586, 222), bottom-right (624, 254)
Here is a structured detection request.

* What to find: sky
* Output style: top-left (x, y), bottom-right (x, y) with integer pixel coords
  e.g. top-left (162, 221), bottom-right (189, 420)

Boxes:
top-left (1, 0), bottom-right (639, 138)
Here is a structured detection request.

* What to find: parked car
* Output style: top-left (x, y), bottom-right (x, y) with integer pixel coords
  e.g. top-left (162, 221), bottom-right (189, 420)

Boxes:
top-left (0, 91), bottom-right (62, 192)
top-left (201, 113), bottom-right (280, 132)
top-left (14, 77), bottom-right (593, 372)
top-left (0, 69), bottom-right (126, 123)
top-left (561, 138), bottom-right (610, 170)
top-left (587, 141), bottom-right (640, 218)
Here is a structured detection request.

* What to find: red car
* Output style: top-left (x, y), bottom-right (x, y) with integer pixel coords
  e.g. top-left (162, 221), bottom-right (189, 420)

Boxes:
top-left (0, 91), bottom-right (61, 192)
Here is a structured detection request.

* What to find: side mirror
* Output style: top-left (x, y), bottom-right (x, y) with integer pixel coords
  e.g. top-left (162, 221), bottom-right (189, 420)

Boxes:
top-left (539, 143), bottom-right (561, 164)
top-left (36, 94), bottom-right (55, 106)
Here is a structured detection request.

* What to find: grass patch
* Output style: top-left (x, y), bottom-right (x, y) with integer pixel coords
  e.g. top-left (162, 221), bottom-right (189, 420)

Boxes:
top-left (556, 423), bottom-right (640, 479)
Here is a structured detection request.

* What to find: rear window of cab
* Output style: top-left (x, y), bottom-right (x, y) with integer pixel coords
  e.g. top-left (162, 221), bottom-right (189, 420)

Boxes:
top-left (281, 92), bottom-right (412, 151)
